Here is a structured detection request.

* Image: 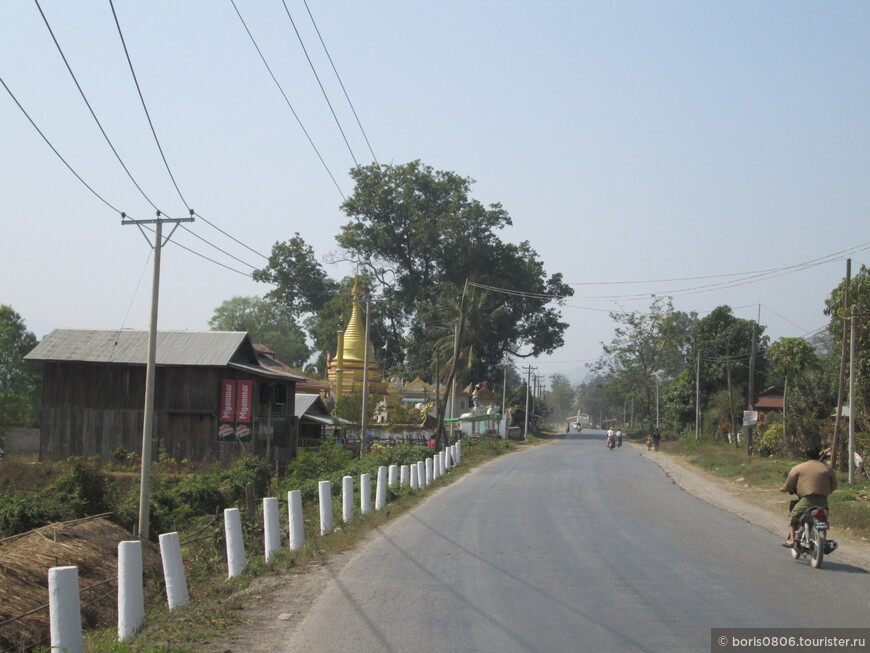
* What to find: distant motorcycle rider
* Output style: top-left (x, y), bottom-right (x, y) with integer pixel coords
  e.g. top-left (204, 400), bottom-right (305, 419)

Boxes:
top-left (615, 429), bottom-right (623, 447)
top-left (606, 428), bottom-right (615, 448)
top-left (779, 446), bottom-right (837, 547)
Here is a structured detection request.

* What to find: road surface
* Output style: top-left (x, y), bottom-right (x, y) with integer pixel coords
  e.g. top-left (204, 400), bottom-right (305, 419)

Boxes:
top-left (280, 432), bottom-right (869, 652)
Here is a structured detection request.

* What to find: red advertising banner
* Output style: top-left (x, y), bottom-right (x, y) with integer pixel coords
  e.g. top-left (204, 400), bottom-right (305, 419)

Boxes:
top-left (219, 380), bottom-right (237, 421)
top-left (237, 380), bottom-right (253, 423)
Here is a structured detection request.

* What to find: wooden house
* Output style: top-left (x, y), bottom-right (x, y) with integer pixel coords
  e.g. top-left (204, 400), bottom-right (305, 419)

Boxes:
top-left (24, 329), bottom-right (305, 464)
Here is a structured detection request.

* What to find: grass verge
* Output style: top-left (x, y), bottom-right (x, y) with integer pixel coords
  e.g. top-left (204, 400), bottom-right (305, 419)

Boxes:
top-left (661, 438), bottom-right (870, 542)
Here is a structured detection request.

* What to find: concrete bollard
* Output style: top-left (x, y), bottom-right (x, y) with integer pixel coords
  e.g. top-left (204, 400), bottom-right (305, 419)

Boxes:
top-left (455, 441), bottom-right (462, 464)
top-left (225, 508), bottom-right (247, 578)
top-left (425, 457), bottom-right (433, 484)
top-left (342, 475), bottom-right (354, 523)
top-left (360, 473), bottom-right (372, 514)
top-left (159, 532), bottom-right (189, 610)
top-left (400, 464), bottom-right (410, 486)
top-left (433, 454), bottom-right (441, 480)
top-left (388, 464), bottom-right (398, 486)
top-left (375, 466), bottom-right (387, 510)
top-left (118, 541), bottom-right (145, 641)
top-left (49, 566), bottom-right (83, 653)
top-left (263, 498), bottom-right (281, 562)
top-left (417, 461), bottom-right (426, 490)
top-left (445, 446), bottom-right (452, 470)
top-left (288, 490), bottom-right (305, 551)
top-left (410, 462), bottom-right (419, 489)
top-left (319, 481), bottom-right (334, 535)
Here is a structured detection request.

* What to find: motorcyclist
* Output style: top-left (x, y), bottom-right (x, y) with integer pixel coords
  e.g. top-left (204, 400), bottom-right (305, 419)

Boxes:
top-left (606, 428), bottom-right (615, 448)
top-left (615, 429), bottom-right (623, 447)
top-left (779, 446), bottom-right (837, 547)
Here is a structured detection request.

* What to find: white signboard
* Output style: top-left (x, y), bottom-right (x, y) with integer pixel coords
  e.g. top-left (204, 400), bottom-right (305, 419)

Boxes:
top-left (743, 410), bottom-right (758, 426)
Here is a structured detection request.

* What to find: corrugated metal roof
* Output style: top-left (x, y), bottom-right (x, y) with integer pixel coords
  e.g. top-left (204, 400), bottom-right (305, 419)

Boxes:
top-left (295, 393), bottom-right (329, 416)
top-left (25, 329), bottom-right (252, 367)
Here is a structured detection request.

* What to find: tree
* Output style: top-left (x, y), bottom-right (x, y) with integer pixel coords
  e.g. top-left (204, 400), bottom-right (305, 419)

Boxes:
top-left (767, 337), bottom-right (819, 451)
top-left (252, 234), bottom-right (338, 319)
top-left (208, 296), bottom-right (310, 368)
top-left (547, 373), bottom-right (578, 424)
top-left (595, 298), bottom-right (695, 425)
top-left (824, 264), bottom-right (870, 419)
top-left (337, 160), bottom-right (574, 382)
top-left (0, 306), bottom-right (41, 443)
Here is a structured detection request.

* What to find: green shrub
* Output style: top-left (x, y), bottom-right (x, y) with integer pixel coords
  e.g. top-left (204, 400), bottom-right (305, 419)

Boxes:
top-left (0, 494), bottom-right (57, 537)
top-left (753, 422), bottom-right (785, 457)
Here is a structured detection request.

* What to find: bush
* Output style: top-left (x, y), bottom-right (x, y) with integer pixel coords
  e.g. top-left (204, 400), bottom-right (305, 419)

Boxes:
top-left (753, 422), bottom-right (785, 457)
top-left (0, 494), bottom-right (57, 537)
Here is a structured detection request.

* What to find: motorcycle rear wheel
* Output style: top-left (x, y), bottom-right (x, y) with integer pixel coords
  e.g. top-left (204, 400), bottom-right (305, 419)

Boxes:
top-left (810, 527), bottom-right (825, 569)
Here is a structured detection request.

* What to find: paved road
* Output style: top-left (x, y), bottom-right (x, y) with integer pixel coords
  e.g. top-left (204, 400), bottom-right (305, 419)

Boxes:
top-left (282, 432), bottom-right (869, 652)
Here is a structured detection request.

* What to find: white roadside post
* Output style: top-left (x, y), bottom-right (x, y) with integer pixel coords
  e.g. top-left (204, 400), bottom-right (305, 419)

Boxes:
top-left (400, 464), bottom-right (410, 486)
top-left (49, 566), bottom-right (83, 653)
top-left (445, 446), bottom-right (452, 471)
top-left (455, 441), bottom-right (462, 464)
top-left (417, 461), bottom-right (426, 490)
top-left (118, 541), bottom-right (145, 641)
top-left (225, 508), bottom-right (247, 578)
top-left (288, 490), bottom-right (305, 551)
top-left (375, 466), bottom-right (387, 510)
top-left (425, 458), bottom-right (433, 484)
top-left (263, 498), bottom-right (281, 562)
top-left (159, 532), bottom-right (189, 610)
top-left (342, 475), bottom-right (354, 523)
top-left (388, 464), bottom-right (398, 486)
top-left (318, 481), bottom-right (334, 535)
top-left (360, 473), bottom-right (372, 514)
top-left (410, 463), bottom-right (419, 489)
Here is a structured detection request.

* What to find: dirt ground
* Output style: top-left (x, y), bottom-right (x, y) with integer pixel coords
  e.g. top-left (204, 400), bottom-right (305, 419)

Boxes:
top-left (196, 443), bottom-right (870, 653)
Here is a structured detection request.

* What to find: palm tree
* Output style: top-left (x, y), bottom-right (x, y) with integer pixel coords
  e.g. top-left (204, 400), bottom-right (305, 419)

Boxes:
top-left (767, 337), bottom-right (818, 450)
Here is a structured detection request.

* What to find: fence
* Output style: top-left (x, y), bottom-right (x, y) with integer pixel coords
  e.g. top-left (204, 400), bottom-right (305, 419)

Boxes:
top-left (45, 443), bottom-right (461, 652)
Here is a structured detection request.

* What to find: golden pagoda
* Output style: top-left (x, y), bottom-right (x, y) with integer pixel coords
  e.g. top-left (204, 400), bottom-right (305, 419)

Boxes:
top-left (328, 279), bottom-right (388, 396)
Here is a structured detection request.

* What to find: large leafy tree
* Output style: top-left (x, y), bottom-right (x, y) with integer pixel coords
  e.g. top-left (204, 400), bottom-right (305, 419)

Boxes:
top-left (336, 160), bottom-right (573, 382)
top-left (255, 161), bottom-right (573, 386)
top-left (595, 298), bottom-right (695, 424)
top-left (0, 306), bottom-right (41, 441)
top-left (208, 296), bottom-right (310, 368)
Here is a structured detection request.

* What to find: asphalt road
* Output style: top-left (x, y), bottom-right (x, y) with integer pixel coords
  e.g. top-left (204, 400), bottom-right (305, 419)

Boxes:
top-left (282, 432), bottom-right (869, 652)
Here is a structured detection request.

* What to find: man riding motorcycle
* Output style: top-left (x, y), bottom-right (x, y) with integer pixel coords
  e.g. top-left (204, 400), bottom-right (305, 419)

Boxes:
top-left (779, 446), bottom-right (837, 548)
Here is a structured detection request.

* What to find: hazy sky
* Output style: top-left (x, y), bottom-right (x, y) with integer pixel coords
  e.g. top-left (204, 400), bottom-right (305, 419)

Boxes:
top-left (2, 1), bottom-right (868, 384)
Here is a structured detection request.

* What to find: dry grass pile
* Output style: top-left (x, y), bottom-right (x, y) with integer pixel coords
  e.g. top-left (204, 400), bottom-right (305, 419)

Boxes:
top-left (0, 515), bottom-right (159, 652)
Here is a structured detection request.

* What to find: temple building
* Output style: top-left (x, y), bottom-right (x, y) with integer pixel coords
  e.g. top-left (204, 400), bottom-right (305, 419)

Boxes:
top-left (327, 279), bottom-right (388, 398)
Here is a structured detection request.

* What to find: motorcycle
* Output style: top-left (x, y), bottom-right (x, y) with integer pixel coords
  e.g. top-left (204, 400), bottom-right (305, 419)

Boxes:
top-left (789, 502), bottom-right (838, 569)
top-left (606, 436), bottom-right (616, 450)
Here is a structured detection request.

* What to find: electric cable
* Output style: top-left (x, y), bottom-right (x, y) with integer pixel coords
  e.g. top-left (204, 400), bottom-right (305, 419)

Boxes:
top-left (301, 0), bottom-right (378, 165)
top-left (280, 0), bottom-right (359, 168)
top-left (108, 0), bottom-right (190, 212)
top-left (0, 75), bottom-right (125, 217)
top-left (33, 0), bottom-right (163, 214)
top-left (229, 0), bottom-right (346, 201)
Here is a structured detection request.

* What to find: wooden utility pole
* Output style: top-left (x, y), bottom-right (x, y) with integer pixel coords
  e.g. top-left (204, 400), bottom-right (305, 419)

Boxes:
top-left (746, 304), bottom-right (759, 455)
top-left (360, 297), bottom-right (371, 457)
top-left (434, 281), bottom-right (468, 449)
top-left (124, 211), bottom-right (194, 540)
top-left (832, 259), bottom-right (850, 471)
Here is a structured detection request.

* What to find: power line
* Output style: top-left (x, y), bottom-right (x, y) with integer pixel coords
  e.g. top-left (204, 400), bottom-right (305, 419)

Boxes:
top-left (0, 76), bottom-right (124, 216)
top-left (301, 0), bottom-right (378, 165)
top-left (229, 0), bottom-right (346, 201)
top-left (33, 0), bottom-right (163, 215)
top-left (280, 0), bottom-right (358, 168)
top-left (108, 0), bottom-right (190, 212)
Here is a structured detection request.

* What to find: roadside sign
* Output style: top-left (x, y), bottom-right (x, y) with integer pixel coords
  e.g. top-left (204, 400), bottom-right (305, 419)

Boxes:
top-left (743, 410), bottom-right (758, 426)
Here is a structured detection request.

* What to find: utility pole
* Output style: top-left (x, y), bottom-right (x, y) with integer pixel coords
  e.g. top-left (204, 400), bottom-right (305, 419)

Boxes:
top-left (746, 304), bottom-right (759, 455)
top-left (832, 259), bottom-right (851, 471)
top-left (522, 365), bottom-right (536, 438)
top-left (848, 303), bottom-right (856, 484)
top-left (124, 210), bottom-right (194, 541)
top-left (695, 353), bottom-right (701, 442)
top-left (360, 296), bottom-right (371, 457)
top-left (501, 354), bottom-right (509, 438)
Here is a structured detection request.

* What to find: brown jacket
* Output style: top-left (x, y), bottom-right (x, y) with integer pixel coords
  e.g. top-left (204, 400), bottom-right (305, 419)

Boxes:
top-left (781, 459), bottom-right (837, 498)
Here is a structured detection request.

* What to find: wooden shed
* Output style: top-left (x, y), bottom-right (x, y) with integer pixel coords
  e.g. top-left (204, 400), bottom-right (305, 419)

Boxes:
top-left (24, 329), bottom-right (305, 464)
